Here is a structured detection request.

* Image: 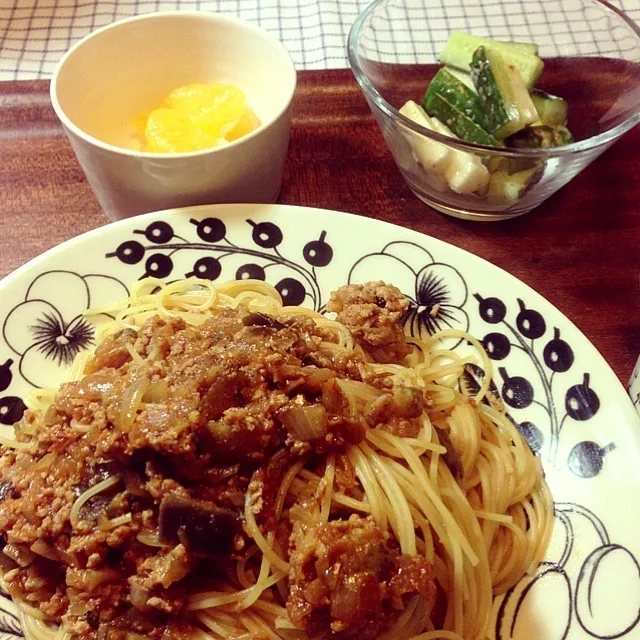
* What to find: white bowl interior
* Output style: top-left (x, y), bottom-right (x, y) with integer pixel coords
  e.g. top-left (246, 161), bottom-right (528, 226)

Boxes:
top-left (53, 12), bottom-right (295, 149)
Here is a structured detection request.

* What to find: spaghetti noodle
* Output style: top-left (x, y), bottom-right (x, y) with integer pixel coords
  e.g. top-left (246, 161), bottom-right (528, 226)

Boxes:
top-left (0, 278), bottom-right (553, 640)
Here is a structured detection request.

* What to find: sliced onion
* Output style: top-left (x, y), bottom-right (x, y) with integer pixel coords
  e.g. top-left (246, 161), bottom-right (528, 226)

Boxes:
top-left (69, 419), bottom-right (91, 434)
top-left (137, 531), bottom-right (164, 548)
top-left (332, 378), bottom-right (382, 416)
top-left (303, 367), bottom-right (337, 389)
top-left (32, 452), bottom-right (56, 473)
top-left (117, 378), bottom-right (150, 432)
top-left (142, 379), bottom-right (169, 403)
top-left (280, 405), bottom-right (328, 441)
top-left (339, 379), bottom-right (383, 404)
top-left (130, 583), bottom-right (149, 610)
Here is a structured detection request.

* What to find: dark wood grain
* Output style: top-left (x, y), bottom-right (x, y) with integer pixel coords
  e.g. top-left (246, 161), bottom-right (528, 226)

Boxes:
top-left (1, 70), bottom-right (639, 384)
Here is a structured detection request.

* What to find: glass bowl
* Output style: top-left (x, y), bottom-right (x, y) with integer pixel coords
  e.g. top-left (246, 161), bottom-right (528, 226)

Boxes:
top-left (347, 0), bottom-right (640, 221)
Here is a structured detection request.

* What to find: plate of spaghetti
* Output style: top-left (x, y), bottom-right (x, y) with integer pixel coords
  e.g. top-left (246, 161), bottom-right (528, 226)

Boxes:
top-left (0, 204), bottom-right (638, 640)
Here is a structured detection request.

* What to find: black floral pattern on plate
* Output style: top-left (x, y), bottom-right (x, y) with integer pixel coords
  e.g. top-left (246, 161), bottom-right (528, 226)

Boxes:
top-left (106, 218), bottom-right (333, 311)
top-left (0, 359), bottom-right (25, 427)
top-left (338, 241), bottom-right (609, 478)
top-left (475, 295), bottom-right (608, 479)
top-left (345, 241), bottom-right (469, 341)
top-left (0, 269), bottom-right (129, 431)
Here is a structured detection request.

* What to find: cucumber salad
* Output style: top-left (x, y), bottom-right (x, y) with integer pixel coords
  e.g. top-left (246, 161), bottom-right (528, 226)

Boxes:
top-left (400, 32), bottom-right (573, 204)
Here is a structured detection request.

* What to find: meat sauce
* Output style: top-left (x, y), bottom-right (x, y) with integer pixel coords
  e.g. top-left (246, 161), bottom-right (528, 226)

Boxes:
top-left (0, 283), bottom-right (437, 639)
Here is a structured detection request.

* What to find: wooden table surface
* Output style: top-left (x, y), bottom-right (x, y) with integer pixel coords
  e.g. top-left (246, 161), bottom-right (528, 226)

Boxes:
top-left (1, 71), bottom-right (639, 384)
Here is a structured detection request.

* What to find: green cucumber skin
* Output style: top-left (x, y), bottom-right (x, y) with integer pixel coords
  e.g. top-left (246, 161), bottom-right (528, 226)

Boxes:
top-left (469, 47), bottom-right (510, 135)
top-left (423, 92), bottom-right (503, 148)
top-left (531, 90), bottom-right (569, 126)
top-left (424, 68), bottom-right (489, 130)
top-left (440, 31), bottom-right (544, 89)
top-left (471, 46), bottom-right (538, 139)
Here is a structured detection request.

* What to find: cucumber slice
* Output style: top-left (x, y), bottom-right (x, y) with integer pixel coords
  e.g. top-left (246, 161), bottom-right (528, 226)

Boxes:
top-left (470, 46), bottom-right (539, 139)
top-left (487, 155), bottom-right (540, 175)
top-left (506, 124), bottom-right (574, 149)
top-left (428, 117), bottom-right (490, 195)
top-left (424, 92), bottom-right (503, 148)
top-left (424, 68), bottom-right (488, 130)
top-left (398, 100), bottom-right (490, 195)
top-left (440, 31), bottom-right (544, 89)
top-left (499, 40), bottom-right (539, 56)
top-left (531, 90), bottom-right (569, 126)
top-left (487, 165), bottom-right (540, 203)
top-left (443, 66), bottom-right (477, 92)
top-left (399, 100), bottom-right (452, 173)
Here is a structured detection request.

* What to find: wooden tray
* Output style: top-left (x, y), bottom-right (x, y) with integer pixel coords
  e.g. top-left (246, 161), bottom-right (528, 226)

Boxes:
top-left (1, 70), bottom-right (639, 383)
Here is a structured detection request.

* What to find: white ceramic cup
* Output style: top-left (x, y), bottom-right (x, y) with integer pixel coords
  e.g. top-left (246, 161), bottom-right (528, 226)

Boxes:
top-left (50, 11), bottom-right (297, 221)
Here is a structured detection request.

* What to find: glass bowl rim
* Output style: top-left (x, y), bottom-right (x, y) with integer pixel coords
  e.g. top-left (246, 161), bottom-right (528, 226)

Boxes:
top-left (347, 0), bottom-right (640, 158)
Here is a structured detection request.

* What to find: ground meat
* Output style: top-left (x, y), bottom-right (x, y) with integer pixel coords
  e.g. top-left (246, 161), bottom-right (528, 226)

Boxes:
top-left (334, 454), bottom-right (358, 493)
top-left (287, 515), bottom-right (435, 639)
top-left (327, 282), bottom-right (411, 363)
top-left (139, 545), bottom-right (191, 591)
top-left (0, 287), bottom-right (433, 639)
top-left (246, 450), bottom-right (294, 530)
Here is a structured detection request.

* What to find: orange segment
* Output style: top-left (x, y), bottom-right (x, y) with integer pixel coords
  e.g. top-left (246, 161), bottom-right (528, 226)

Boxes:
top-left (135, 83), bottom-right (261, 153)
top-left (226, 107), bottom-right (261, 141)
top-left (190, 85), bottom-right (247, 138)
top-left (164, 83), bottom-right (217, 107)
top-left (144, 107), bottom-right (223, 153)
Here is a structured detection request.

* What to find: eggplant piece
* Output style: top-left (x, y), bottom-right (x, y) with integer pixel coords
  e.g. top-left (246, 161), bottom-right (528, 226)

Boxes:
top-left (434, 426), bottom-right (464, 480)
top-left (506, 124), bottom-right (574, 149)
top-left (200, 370), bottom-right (251, 422)
top-left (158, 495), bottom-right (240, 556)
top-left (0, 480), bottom-right (15, 501)
top-left (84, 328), bottom-right (137, 374)
top-left (242, 312), bottom-right (287, 330)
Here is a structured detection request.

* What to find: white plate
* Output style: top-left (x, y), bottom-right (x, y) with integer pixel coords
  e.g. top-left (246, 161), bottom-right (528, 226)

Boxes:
top-left (1, 204), bottom-right (639, 639)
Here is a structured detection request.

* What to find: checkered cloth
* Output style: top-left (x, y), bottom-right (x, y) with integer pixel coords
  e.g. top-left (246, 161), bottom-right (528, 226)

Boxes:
top-left (1, 0), bottom-right (639, 79)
